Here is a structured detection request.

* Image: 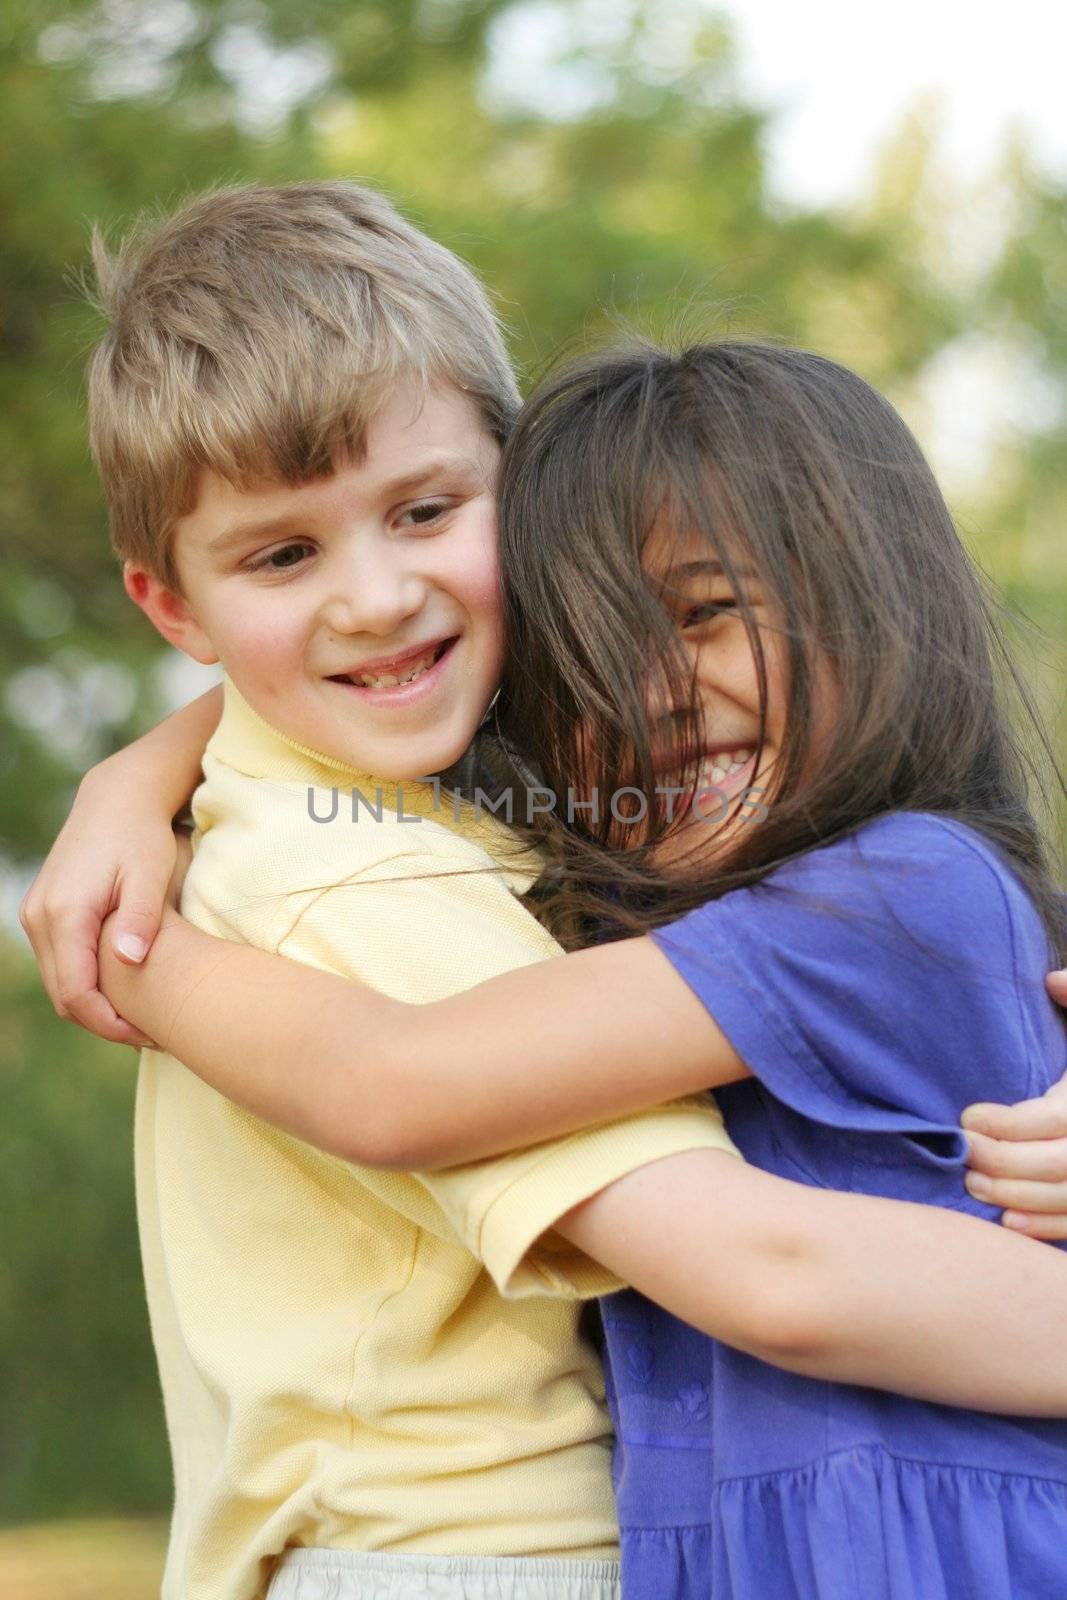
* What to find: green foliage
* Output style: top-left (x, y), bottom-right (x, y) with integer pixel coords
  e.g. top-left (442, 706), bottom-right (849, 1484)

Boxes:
top-left (0, 942), bottom-right (170, 1522)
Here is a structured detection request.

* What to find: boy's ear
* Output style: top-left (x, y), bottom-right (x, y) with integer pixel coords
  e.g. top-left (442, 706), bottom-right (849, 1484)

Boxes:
top-left (123, 562), bottom-right (219, 666)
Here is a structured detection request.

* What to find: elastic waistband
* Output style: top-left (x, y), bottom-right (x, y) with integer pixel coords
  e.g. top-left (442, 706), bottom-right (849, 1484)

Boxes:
top-left (267, 1548), bottom-right (621, 1600)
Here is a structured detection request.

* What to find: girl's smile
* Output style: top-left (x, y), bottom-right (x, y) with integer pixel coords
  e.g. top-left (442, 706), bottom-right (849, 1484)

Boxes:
top-left (643, 523), bottom-right (784, 859)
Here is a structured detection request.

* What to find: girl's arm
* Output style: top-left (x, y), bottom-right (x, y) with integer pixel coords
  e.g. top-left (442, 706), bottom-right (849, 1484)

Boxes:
top-left (99, 905), bottom-right (751, 1166)
top-left (557, 1148), bottom-right (1067, 1415)
top-left (20, 683), bottom-right (222, 1044)
top-left (99, 908), bottom-right (1067, 1417)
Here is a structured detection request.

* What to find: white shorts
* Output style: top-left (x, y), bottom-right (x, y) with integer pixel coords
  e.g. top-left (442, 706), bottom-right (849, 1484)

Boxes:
top-left (265, 1549), bottom-right (621, 1600)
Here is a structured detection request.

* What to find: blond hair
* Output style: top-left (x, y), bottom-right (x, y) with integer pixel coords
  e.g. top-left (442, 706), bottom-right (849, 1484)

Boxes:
top-left (87, 181), bottom-right (520, 592)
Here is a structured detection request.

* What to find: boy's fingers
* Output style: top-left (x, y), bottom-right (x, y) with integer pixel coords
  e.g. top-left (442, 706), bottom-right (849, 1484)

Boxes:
top-left (39, 903), bottom-right (101, 1017)
top-left (1001, 1211), bottom-right (1067, 1241)
top-left (110, 871), bottom-right (171, 963)
top-left (40, 903), bottom-right (144, 1046)
top-left (961, 1088), bottom-right (1067, 1142)
top-left (50, 928), bottom-right (154, 1047)
top-left (69, 990), bottom-right (154, 1049)
top-left (963, 1127), bottom-right (1067, 1182)
top-left (966, 1171), bottom-right (1067, 1214)
top-left (1046, 970), bottom-right (1067, 1007)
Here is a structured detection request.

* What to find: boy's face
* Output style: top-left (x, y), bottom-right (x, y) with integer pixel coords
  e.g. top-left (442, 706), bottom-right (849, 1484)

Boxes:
top-left (127, 382), bottom-right (505, 780)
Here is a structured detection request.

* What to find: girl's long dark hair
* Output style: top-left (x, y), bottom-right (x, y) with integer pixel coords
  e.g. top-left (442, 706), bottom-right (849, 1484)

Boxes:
top-left (496, 340), bottom-right (1066, 960)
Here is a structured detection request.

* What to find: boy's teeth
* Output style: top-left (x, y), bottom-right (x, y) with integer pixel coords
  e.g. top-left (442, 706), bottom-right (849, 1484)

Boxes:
top-left (354, 647), bottom-right (438, 688)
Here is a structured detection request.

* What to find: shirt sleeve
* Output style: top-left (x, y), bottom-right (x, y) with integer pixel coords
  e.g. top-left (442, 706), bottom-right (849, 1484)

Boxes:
top-left (277, 835), bottom-right (741, 1299)
top-left (650, 814), bottom-right (1053, 1160)
top-left (415, 1100), bottom-right (739, 1299)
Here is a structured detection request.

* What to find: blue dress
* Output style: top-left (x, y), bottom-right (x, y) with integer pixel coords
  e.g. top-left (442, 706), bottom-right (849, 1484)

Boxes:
top-left (600, 813), bottom-right (1067, 1600)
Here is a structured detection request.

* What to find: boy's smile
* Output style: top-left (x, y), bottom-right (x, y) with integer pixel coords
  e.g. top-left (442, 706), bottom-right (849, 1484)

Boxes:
top-left (127, 382), bottom-right (505, 781)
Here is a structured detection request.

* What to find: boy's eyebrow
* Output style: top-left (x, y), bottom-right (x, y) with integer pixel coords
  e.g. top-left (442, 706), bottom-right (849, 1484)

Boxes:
top-left (206, 453), bottom-right (490, 554)
top-left (377, 451), bottom-right (490, 499)
top-left (207, 513), bottom-right (308, 555)
top-left (379, 454), bottom-right (489, 489)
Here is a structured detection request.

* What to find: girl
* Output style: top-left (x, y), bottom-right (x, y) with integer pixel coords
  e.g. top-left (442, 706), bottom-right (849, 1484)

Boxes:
top-left (30, 342), bottom-right (1067, 1598)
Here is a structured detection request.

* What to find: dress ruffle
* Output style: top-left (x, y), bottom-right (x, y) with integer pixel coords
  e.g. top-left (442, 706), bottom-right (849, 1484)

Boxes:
top-left (621, 1446), bottom-right (1067, 1600)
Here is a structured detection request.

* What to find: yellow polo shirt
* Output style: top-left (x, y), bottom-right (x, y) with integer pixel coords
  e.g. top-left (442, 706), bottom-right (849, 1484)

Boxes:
top-left (137, 674), bottom-right (739, 1600)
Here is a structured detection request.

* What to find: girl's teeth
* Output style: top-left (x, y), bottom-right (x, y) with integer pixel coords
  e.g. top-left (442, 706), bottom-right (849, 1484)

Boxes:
top-left (698, 750), bottom-right (753, 786)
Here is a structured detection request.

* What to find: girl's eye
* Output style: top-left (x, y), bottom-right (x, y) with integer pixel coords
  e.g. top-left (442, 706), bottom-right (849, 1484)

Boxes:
top-left (247, 542), bottom-right (314, 574)
top-left (682, 599), bottom-right (736, 629)
top-left (397, 499), bottom-right (454, 530)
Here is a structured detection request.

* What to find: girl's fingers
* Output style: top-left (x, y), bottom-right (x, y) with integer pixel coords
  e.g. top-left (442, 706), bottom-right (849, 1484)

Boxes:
top-left (965, 1170), bottom-right (1067, 1215)
top-left (961, 1080), bottom-right (1067, 1142)
top-left (963, 1127), bottom-right (1067, 1183)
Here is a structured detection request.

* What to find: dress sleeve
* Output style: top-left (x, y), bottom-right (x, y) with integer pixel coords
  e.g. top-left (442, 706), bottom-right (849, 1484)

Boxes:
top-left (650, 815), bottom-right (1052, 1160)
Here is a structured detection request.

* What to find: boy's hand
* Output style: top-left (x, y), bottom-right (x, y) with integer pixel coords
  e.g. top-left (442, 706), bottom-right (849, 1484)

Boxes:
top-left (961, 968), bottom-right (1067, 1238)
top-left (20, 759), bottom-right (181, 1047)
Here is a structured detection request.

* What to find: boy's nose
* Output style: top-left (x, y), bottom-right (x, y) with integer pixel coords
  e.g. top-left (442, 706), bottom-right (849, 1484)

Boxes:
top-left (319, 549), bottom-right (427, 638)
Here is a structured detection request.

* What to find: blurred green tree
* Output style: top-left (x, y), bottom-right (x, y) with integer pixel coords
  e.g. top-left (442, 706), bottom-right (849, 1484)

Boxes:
top-left (984, 147), bottom-right (1067, 632)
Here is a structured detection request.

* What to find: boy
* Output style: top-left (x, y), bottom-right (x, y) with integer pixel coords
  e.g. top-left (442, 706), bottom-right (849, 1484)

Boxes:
top-left (78, 182), bottom-right (738, 1600)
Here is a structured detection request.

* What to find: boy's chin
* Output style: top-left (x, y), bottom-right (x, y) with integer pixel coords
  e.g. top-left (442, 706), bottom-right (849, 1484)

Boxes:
top-left (362, 733), bottom-right (477, 784)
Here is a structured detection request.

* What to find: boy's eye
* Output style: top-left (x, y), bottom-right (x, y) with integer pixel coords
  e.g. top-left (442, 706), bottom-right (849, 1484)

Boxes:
top-left (397, 499), bottom-right (453, 530)
top-left (681, 599), bottom-right (737, 629)
top-left (247, 542), bottom-right (313, 573)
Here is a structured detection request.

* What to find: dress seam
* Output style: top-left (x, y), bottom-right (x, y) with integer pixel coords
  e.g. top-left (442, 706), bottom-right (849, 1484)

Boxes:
top-left (711, 1441), bottom-right (1067, 1491)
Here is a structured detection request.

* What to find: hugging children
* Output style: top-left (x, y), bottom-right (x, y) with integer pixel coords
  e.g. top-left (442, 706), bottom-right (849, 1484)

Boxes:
top-left (22, 181), bottom-right (1067, 1600)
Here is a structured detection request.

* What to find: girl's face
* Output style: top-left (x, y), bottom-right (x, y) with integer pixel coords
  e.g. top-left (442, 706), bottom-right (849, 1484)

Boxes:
top-left (641, 519), bottom-right (788, 866)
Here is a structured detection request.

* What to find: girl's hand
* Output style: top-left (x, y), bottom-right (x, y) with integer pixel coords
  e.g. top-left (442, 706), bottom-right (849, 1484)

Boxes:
top-left (961, 968), bottom-right (1067, 1238)
top-left (20, 758), bottom-right (181, 1048)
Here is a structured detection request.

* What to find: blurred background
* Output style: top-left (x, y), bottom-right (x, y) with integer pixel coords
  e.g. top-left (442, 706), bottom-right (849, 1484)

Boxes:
top-left (2, 0), bottom-right (1065, 1592)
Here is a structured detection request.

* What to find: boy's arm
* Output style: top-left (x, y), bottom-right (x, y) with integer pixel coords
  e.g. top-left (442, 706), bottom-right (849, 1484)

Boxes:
top-left (21, 683), bottom-right (222, 1044)
top-left (557, 1147), bottom-right (1067, 1416)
